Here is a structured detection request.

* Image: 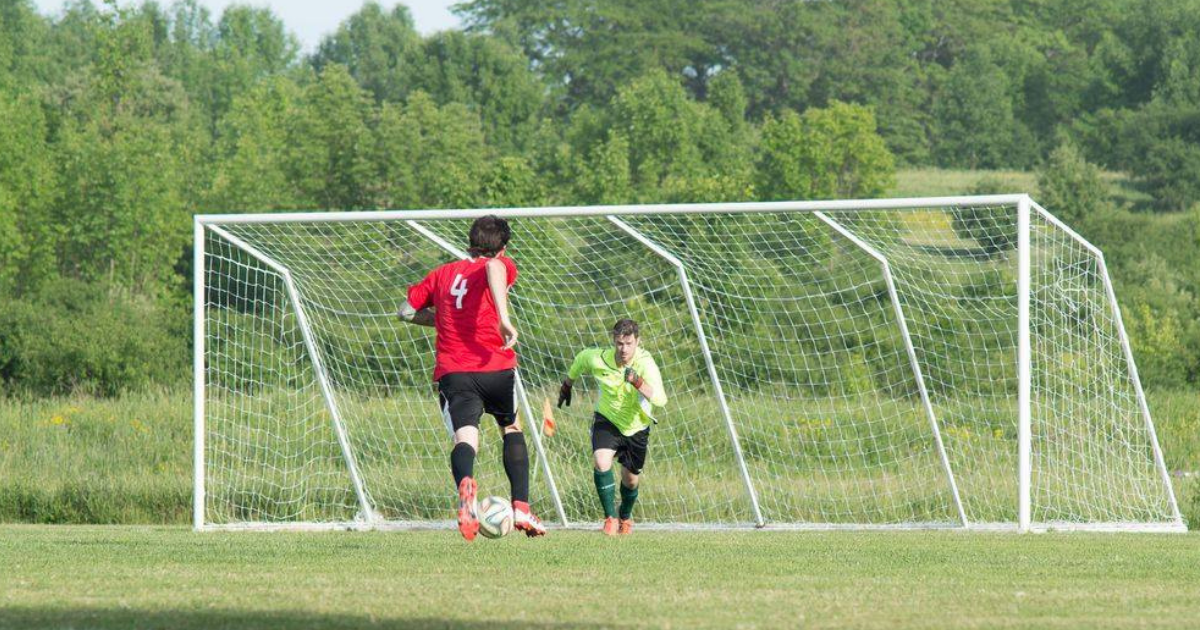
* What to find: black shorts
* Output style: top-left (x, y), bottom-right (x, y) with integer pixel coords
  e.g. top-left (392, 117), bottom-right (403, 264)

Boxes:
top-left (437, 369), bottom-right (517, 433)
top-left (591, 413), bottom-right (650, 474)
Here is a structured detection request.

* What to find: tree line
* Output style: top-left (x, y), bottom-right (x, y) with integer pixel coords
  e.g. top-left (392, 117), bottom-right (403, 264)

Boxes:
top-left (0, 0), bottom-right (1197, 395)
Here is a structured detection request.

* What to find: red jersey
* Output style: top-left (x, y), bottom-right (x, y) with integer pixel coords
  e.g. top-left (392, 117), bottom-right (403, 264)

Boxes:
top-left (407, 255), bottom-right (518, 381)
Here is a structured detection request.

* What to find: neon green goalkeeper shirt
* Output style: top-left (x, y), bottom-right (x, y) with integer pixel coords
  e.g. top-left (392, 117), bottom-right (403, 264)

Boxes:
top-left (567, 347), bottom-right (667, 436)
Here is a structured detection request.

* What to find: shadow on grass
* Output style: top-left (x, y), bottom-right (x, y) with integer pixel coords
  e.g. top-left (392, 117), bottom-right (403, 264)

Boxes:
top-left (0, 607), bottom-right (627, 630)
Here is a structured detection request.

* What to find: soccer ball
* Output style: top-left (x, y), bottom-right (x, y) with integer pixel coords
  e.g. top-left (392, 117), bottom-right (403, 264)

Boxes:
top-left (478, 496), bottom-right (513, 539)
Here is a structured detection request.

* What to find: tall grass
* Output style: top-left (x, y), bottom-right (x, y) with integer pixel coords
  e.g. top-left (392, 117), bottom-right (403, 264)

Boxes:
top-left (0, 389), bottom-right (190, 523)
top-left (2, 388), bottom-right (1198, 526)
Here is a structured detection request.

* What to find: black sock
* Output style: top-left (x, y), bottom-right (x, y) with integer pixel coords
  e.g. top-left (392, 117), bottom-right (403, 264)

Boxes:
top-left (450, 442), bottom-right (475, 487)
top-left (502, 432), bottom-right (530, 504)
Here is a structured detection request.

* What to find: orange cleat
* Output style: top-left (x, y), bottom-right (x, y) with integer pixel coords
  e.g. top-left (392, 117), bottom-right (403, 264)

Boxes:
top-left (602, 516), bottom-right (619, 536)
top-left (618, 518), bottom-right (633, 535)
top-left (457, 477), bottom-right (479, 542)
top-left (513, 501), bottom-right (547, 537)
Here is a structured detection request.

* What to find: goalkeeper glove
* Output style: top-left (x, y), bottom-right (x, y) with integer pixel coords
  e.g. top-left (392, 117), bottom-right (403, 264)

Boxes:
top-left (557, 380), bottom-right (573, 408)
top-left (624, 367), bottom-right (644, 389)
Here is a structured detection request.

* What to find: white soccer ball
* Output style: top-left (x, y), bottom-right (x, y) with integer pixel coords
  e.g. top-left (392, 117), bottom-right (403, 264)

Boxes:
top-left (478, 495), bottom-right (513, 539)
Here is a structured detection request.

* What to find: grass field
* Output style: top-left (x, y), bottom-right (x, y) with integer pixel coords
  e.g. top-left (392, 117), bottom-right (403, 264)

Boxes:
top-left (3, 526), bottom-right (1200, 629)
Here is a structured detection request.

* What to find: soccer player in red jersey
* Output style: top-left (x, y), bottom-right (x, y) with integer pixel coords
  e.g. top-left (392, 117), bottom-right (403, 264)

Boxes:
top-left (398, 215), bottom-right (547, 541)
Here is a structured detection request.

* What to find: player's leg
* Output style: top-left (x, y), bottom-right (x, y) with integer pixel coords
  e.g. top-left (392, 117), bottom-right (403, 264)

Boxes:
top-left (501, 424), bottom-right (548, 536)
top-left (483, 369), bottom-right (546, 536)
top-left (440, 374), bottom-right (484, 541)
top-left (616, 428), bottom-right (649, 535)
top-left (591, 414), bottom-right (621, 535)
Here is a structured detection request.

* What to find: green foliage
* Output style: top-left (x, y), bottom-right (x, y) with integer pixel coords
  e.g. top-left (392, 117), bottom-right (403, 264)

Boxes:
top-left (573, 133), bottom-right (632, 205)
top-left (311, 2), bottom-right (420, 103)
top-left (457, 0), bottom-right (735, 107)
top-left (932, 47), bottom-right (1016, 169)
top-left (1133, 134), bottom-right (1200, 212)
top-left (0, 91), bottom-right (56, 295)
top-left (1085, 205), bottom-right (1200, 386)
top-left (410, 31), bottom-right (542, 153)
top-left (205, 5), bottom-right (300, 123)
top-left (291, 65), bottom-right (377, 209)
top-left (1125, 302), bottom-right (1193, 389)
top-left (0, 278), bottom-right (186, 397)
top-left (566, 70), bottom-right (753, 204)
top-left (1036, 141), bottom-right (1110, 224)
top-left (480, 156), bottom-right (545, 207)
top-left (0, 0), bottom-right (1197, 396)
top-left (50, 60), bottom-right (204, 291)
top-left (209, 76), bottom-right (306, 211)
top-left (375, 91), bottom-right (490, 209)
top-left (607, 70), bottom-right (708, 192)
top-left (757, 101), bottom-right (895, 200)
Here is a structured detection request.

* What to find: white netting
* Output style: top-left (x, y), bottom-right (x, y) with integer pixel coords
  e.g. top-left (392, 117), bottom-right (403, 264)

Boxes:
top-left (198, 201), bottom-right (1180, 529)
top-left (1029, 208), bottom-right (1176, 525)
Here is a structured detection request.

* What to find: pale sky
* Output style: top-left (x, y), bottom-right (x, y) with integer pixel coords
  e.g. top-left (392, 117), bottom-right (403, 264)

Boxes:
top-left (32, 0), bottom-right (464, 52)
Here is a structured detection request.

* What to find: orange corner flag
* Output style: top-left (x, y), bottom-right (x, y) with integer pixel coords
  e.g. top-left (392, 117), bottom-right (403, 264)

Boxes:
top-left (541, 397), bottom-right (557, 437)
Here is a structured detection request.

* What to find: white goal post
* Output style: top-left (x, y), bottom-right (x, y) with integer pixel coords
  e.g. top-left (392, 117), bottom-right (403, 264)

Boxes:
top-left (193, 195), bottom-right (1184, 532)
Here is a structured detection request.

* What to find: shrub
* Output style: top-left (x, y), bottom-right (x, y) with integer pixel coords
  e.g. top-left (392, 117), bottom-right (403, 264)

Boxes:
top-left (1037, 141), bottom-right (1111, 225)
top-left (0, 278), bottom-right (187, 396)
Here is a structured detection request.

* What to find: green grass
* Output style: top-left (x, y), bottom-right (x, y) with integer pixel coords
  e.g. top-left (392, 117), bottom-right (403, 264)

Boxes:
top-left (3, 387), bottom-right (1199, 526)
top-left (2, 526), bottom-right (1200, 629)
top-left (893, 168), bottom-right (1039, 198)
top-left (893, 168), bottom-right (1153, 210)
top-left (0, 389), bottom-right (191, 524)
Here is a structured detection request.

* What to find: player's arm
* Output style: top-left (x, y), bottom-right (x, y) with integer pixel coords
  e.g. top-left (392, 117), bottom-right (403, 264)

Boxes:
top-left (398, 302), bottom-right (436, 327)
top-left (625, 357), bottom-right (666, 407)
top-left (400, 269), bottom-right (437, 327)
top-left (486, 257), bottom-right (518, 349)
top-left (558, 348), bottom-right (596, 408)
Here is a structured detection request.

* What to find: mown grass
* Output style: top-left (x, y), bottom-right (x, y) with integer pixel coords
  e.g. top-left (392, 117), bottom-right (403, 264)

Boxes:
top-left (2, 526), bottom-right (1200, 630)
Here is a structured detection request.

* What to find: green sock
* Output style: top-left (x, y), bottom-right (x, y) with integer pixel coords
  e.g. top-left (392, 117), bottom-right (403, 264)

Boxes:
top-left (593, 468), bottom-right (616, 518)
top-left (619, 483), bottom-right (639, 520)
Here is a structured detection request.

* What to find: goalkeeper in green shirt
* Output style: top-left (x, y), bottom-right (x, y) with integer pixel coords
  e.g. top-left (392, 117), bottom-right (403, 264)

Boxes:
top-left (557, 318), bottom-right (667, 536)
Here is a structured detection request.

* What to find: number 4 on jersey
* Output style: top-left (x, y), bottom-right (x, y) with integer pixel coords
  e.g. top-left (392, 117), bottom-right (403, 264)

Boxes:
top-left (450, 274), bottom-right (468, 309)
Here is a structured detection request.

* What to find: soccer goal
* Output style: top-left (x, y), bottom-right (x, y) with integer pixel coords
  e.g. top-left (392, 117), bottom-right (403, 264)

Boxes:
top-left (194, 195), bottom-right (1184, 532)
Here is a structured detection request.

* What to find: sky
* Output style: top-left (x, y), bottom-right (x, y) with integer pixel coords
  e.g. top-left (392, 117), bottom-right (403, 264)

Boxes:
top-left (31, 0), bottom-right (465, 52)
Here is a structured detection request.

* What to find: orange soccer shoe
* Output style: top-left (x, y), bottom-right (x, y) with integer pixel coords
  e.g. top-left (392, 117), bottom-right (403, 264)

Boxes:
top-left (457, 477), bottom-right (479, 542)
top-left (513, 501), bottom-right (547, 537)
top-left (602, 517), bottom-right (619, 536)
top-left (617, 518), bottom-right (633, 535)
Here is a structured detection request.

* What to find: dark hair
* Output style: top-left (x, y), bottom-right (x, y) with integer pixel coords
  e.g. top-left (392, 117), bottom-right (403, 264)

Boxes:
top-left (611, 318), bottom-right (639, 338)
top-left (467, 215), bottom-right (511, 257)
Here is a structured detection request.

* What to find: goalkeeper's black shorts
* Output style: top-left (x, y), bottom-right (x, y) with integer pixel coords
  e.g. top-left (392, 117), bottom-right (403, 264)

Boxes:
top-left (591, 412), bottom-right (650, 474)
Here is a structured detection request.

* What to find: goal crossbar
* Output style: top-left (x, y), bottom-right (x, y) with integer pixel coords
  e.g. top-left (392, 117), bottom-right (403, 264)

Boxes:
top-left (195, 195), bottom-right (1033, 225)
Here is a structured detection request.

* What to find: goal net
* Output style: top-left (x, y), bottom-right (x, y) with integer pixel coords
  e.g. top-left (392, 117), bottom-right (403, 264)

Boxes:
top-left (194, 196), bottom-right (1183, 531)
